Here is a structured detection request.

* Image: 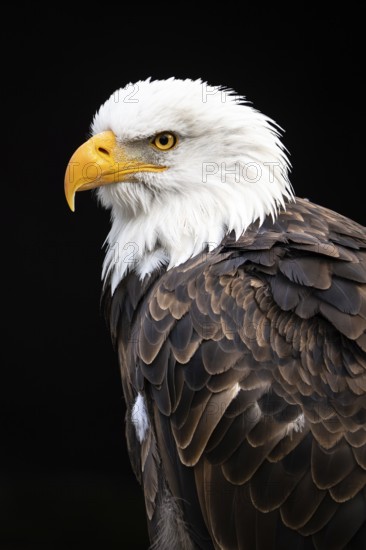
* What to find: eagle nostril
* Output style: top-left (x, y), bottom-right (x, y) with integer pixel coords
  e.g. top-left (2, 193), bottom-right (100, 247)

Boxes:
top-left (98, 146), bottom-right (110, 157)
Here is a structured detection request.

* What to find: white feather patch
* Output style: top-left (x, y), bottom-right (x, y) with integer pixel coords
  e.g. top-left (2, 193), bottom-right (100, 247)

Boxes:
top-left (286, 413), bottom-right (305, 436)
top-left (131, 393), bottom-right (149, 443)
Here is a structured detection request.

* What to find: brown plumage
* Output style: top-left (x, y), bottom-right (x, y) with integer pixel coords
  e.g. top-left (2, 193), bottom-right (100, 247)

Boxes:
top-left (103, 198), bottom-right (366, 549)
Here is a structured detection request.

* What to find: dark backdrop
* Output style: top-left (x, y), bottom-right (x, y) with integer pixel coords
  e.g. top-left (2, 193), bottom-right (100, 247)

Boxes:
top-left (2, 8), bottom-right (363, 549)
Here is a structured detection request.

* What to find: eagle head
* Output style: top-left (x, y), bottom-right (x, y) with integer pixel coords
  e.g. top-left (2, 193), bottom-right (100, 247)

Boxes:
top-left (65, 78), bottom-right (293, 291)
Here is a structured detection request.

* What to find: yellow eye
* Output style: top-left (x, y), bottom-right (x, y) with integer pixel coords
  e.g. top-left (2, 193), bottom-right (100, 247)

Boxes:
top-left (151, 132), bottom-right (177, 151)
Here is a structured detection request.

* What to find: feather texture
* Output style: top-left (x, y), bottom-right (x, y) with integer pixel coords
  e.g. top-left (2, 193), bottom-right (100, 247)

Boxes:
top-left (102, 198), bottom-right (366, 549)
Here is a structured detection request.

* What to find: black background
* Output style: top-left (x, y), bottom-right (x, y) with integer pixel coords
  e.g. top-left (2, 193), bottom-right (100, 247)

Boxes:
top-left (2, 8), bottom-right (364, 549)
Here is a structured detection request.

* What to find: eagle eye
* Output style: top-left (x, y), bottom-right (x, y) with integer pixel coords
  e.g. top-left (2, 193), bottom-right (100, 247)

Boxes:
top-left (151, 132), bottom-right (177, 151)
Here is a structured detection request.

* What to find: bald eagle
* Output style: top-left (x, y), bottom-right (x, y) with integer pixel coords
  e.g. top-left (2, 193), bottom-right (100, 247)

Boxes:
top-left (65, 78), bottom-right (366, 549)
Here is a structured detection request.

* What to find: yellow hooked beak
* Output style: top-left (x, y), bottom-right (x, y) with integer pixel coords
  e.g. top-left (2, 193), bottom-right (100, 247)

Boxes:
top-left (64, 131), bottom-right (167, 211)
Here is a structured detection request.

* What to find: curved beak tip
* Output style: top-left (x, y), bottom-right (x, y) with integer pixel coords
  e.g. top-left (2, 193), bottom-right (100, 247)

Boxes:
top-left (65, 183), bottom-right (76, 212)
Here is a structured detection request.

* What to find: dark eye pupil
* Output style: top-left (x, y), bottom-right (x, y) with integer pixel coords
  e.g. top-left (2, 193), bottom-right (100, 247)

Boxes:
top-left (159, 135), bottom-right (169, 146)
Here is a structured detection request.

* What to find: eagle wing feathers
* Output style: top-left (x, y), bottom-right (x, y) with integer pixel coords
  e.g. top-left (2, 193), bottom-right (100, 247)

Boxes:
top-left (105, 198), bottom-right (366, 549)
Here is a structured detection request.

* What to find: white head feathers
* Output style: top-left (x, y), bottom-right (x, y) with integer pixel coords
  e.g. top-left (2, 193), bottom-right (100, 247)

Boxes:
top-left (92, 77), bottom-right (293, 292)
